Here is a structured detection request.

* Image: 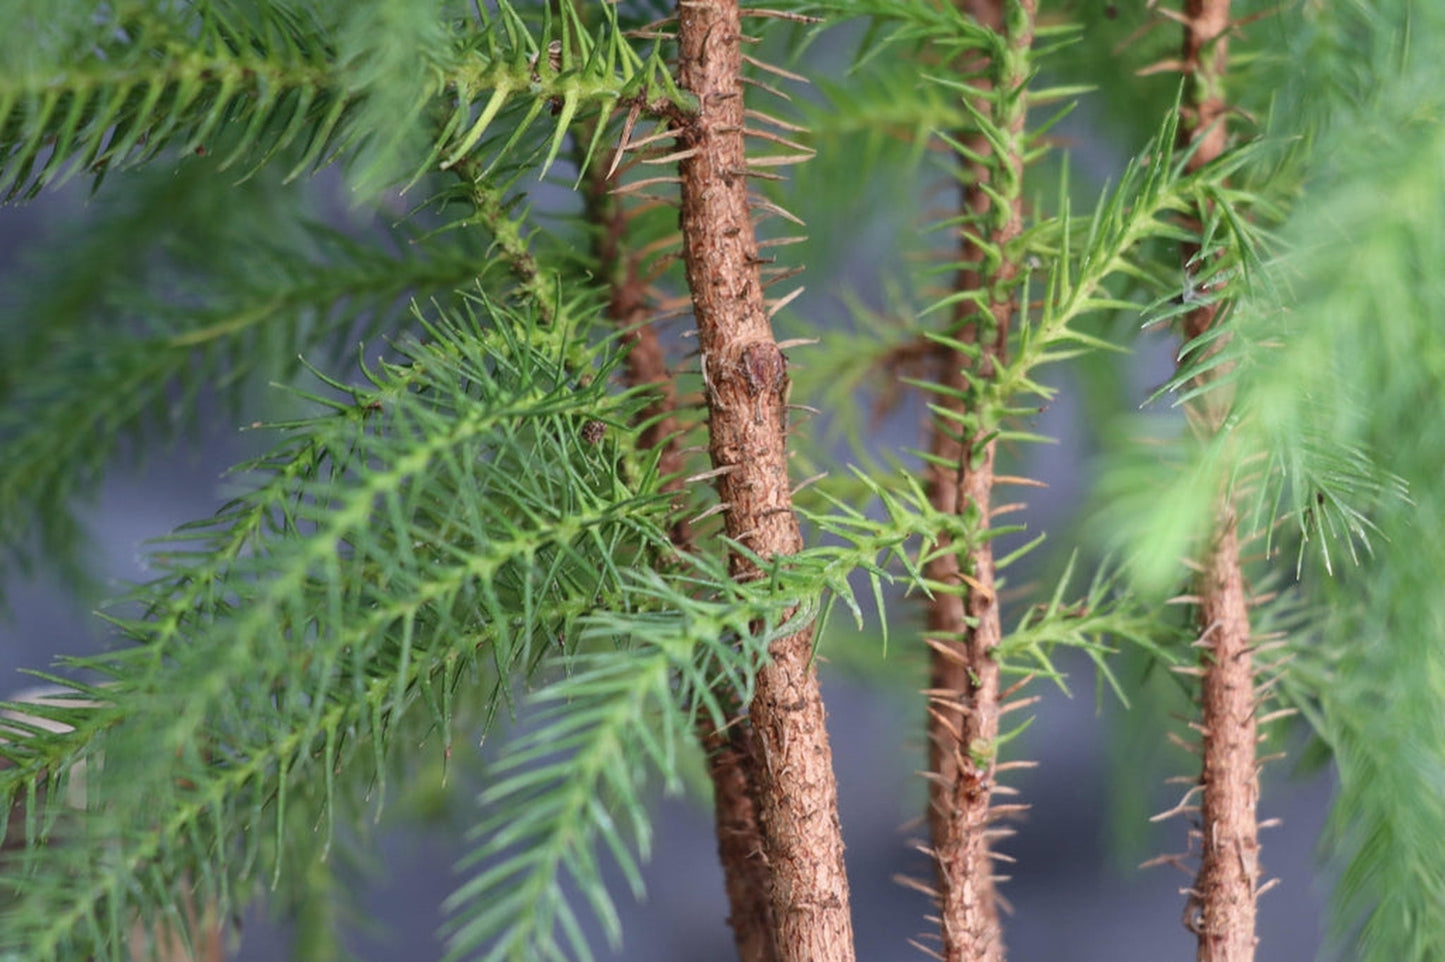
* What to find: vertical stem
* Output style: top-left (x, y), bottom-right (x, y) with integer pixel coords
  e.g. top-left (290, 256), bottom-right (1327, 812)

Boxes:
top-left (673, 2), bottom-right (854, 961)
top-left (449, 154), bottom-right (560, 326)
top-left (582, 146), bottom-right (776, 962)
top-left (581, 148), bottom-right (692, 547)
top-left (923, 3), bottom-right (1032, 961)
top-left (1190, 521), bottom-right (1258, 962)
top-left (1176, 3), bottom-right (1260, 960)
top-left (698, 714), bottom-right (779, 962)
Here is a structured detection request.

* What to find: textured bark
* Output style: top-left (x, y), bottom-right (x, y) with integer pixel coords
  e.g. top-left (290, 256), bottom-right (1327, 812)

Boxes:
top-left (1178, 0), bottom-right (1232, 359)
top-left (1188, 521), bottom-right (1259, 962)
top-left (924, 423), bottom-right (1005, 962)
top-left (699, 713), bottom-right (779, 962)
top-left (1179, 0), bottom-right (1232, 186)
top-left (922, 135), bottom-right (1005, 962)
top-left (674, 2), bottom-right (854, 961)
top-left (1176, 3), bottom-right (1260, 960)
top-left (921, 3), bottom-right (1032, 960)
top-left (584, 158), bottom-right (776, 961)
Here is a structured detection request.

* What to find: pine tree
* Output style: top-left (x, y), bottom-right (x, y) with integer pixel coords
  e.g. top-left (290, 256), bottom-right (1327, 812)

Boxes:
top-left (1, 2), bottom-right (1442, 961)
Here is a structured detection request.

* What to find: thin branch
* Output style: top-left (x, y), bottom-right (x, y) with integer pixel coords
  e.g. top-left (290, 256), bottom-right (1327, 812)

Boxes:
top-left (920, 2), bottom-right (1034, 961)
top-left (448, 153), bottom-right (560, 325)
top-left (1174, 2), bottom-right (1261, 959)
top-left (674, 2), bottom-right (854, 959)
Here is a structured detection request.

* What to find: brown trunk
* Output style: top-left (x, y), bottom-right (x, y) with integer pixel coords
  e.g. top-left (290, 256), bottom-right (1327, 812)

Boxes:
top-left (924, 422), bottom-right (1005, 962)
top-left (1175, 3), bottom-right (1260, 960)
top-left (1187, 521), bottom-right (1259, 962)
top-left (674, 2), bottom-right (854, 961)
top-left (923, 128), bottom-right (1005, 962)
top-left (921, 3), bottom-right (1033, 961)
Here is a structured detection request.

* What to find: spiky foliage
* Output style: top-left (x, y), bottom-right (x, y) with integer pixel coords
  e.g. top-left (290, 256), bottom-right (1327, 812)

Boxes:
top-left (2, 1), bottom-right (1444, 961)
top-left (774, 3), bottom-right (1258, 957)
top-left (0, 0), bottom-right (687, 584)
top-left (1088, 3), bottom-right (1445, 961)
top-left (774, 2), bottom-right (1437, 961)
top-left (2, 299), bottom-right (670, 954)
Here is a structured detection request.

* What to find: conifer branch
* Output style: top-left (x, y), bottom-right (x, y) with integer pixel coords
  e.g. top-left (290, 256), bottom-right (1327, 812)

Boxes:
top-left (0, 4), bottom-right (342, 198)
top-left (0, 0), bottom-right (684, 200)
top-left (1172, 3), bottom-right (1261, 959)
top-left (673, 2), bottom-right (854, 959)
top-left (2, 4), bottom-right (1439, 960)
top-left (449, 156), bottom-right (565, 327)
top-left (580, 132), bottom-right (693, 547)
top-left (1, 303), bottom-right (678, 960)
top-left (0, 217), bottom-right (489, 583)
top-left (922, 3), bottom-right (1033, 960)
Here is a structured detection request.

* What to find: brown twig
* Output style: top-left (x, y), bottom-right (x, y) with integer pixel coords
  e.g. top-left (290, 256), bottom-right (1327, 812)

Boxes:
top-left (697, 713), bottom-right (779, 962)
top-left (1173, 2), bottom-right (1261, 960)
top-left (921, 3), bottom-right (1034, 960)
top-left (673, 2), bottom-right (854, 959)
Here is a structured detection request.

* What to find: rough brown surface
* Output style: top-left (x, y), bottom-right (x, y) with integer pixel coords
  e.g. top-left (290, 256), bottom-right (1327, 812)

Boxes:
top-left (924, 426), bottom-right (1005, 962)
top-left (1188, 522), bottom-right (1259, 962)
top-left (923, 173), bottom-right (1005, 962)
top-left (1179, 0), bottom-right (1232, 186)
top-left (1175, 2), bottom-right (1260, 960)
top-left (583, 147), bottom-right (693, 547)
top-left (921, 2), bottom-right (1032, 960)
top-left (699, 713), bottom-right (779, 962)
top-left (674, 2), bottom-right (855, 960)
top-left (1178, 0), bottom-right (1232, 353)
